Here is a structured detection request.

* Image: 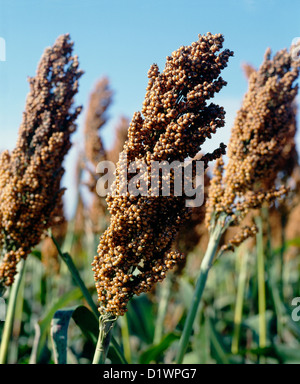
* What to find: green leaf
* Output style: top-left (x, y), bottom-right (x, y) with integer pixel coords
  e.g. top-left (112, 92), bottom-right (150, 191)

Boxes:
top-left (139, 332), bottom-right (180, 364)
top-left (51, 307), bottom-right (76, 364)
top-left (127, 295), bottom-right (155, 344)
top-left (182, 352), bottom-right (202, 364)
top-left (29, 287), bottom-right (83, 364)
top-left (274, 343), bottom-right (300, 364)
top-left (193, 313), bottom-right (214, 364)
top-left (208, 317), bottom-right (231, 364)
top-left (72, 306), bottom-right (99, 345)
top-left (50, 305), bottom-right (99, 364)
top-left (30, 249), bottom-right (42, 261)
top-left (50, 305), bottom-right (125, 364)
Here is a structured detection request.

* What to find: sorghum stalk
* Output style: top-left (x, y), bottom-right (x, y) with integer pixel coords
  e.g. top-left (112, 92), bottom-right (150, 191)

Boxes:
top-left (92, 313), bottom-right (116, 364)
top-left (255, 216), bottom-right (267, 349)
top-left (153, 276), bottom-right (172, 344)
top-left (176, 212), bottom-right (229, 363)
top-left (92, 32), bottom-right (233, 359)
top-left (120, 313), bottom-right (132, 363)
top-left (231, 245), bottom-right (249, 354)
top-left (0, 259), bottom-right (25, 364)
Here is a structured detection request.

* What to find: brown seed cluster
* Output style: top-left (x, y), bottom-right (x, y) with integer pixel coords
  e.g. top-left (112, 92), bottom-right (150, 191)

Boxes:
top-left (41, 201), bottom-right (68, 275)
top-left (0, 34), bottom-right (83, 287)
top-left (275, 100), bottom-right (298, 182)
top-left (89, 116), bottom-right (130, 234)
top-left (83, 77), bottom-right (113, 233)
top-left (175, 171), bottom-right (210, 256)
top-left (242, 62), bottom-right (256, 80)
top-left (84, 76), bottom-right (113, 181)
top-left (71, 153), bottom-right (87, 241)
top-left (107, 116), bottom-right (130, 165)
top-left (206, 45), bottom-right (299, 250)
top-left (170, 170), bottom-right (211, 277)
top-left (92, 33), bottom-right (233, 316)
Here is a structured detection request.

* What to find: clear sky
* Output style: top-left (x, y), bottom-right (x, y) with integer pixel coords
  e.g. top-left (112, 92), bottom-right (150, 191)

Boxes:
top-left (0, 0), bottom-right (299, 217)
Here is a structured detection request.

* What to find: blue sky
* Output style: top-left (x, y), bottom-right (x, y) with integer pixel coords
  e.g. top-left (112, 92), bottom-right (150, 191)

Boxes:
top-left (0, 0), bottom-right (299, 217)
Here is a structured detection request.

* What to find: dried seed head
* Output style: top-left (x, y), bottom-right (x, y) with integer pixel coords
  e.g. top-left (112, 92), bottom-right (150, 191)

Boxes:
top-left (83, 77), bottom-right (113, 234)
top-left (107, 116), bottom-right (130, 165)
top-left (92, 32), bottom-right (233, 316)
top-left (0, 34), bottom-right (83, 287)
top-left (84, 76), bottom-right (113, 171)
top-left (41, 202), bottom-right (68, 275)
top-left (206, 44), bottom-right (299, 250)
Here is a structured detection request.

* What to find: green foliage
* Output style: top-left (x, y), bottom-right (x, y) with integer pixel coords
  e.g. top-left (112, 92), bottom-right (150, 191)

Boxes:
top-left (0, 213), bottom-right (300, 364)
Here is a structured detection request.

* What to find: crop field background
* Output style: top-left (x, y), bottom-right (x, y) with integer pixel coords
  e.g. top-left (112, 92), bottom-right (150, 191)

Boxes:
top-left (0, 0), bottom-right (300, 366)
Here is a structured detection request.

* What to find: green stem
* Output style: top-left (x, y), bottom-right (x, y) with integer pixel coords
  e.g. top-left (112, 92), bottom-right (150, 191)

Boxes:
top-left (120, 313), bottom-right (132, 363)
top-left (153, 276), bottom-right (172, 345)
top-left (51, 234), bottom-right (127, 364)
top-left (175, 217), bottom-right (225, 364)
top-left (255, 217), bottom-right (267, 349)
top-left (231, 246), bottom-right (249, 354)
top-left (0, 259), bottom-right (25, 364)
top-left (93, 314), bottom-right (116, 364)
top-left (278, 209), bottom-right (287, 300)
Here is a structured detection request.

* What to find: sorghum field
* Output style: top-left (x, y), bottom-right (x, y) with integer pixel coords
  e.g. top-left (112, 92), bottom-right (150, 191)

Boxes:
top-left (0, 5), bottom-right (300, 367)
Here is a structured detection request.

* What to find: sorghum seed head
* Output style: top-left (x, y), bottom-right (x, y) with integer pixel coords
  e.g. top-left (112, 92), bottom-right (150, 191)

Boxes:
top-left (92, 32), bottom-right (233, 316)
top-left (0, 34), bottom-right (83, 287)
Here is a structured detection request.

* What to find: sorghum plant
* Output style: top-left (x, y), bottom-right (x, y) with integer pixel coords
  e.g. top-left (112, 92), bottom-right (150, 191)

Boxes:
top-left (107, 116), bottom-right (130, 165)
top-left (175, 171), bottom-right (210, 258)
top-left (176, 43), bottom-right (300, 363)
top-left (0, 34), bottom-right (83, 290)
top-left (41, 201), bottom-right (68, 275)
top-left (89, 115), bottom-right (130, 235)
top-left (84, 76), bottom-right (112, 187)
top-left (91, 32), bottom-right (233, 363)
top-left (83, 77), bottom-right (113, 233)
top-left (206, 45), bottom-right (299, 250)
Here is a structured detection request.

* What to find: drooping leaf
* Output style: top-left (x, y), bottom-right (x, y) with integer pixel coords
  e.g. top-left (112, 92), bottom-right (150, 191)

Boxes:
top-left (29, 287), bottom-right (83, 364)
top-left (50, 305), bottom-right (100, 364)
top-left (50, 307), bottom-right (76, 364)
